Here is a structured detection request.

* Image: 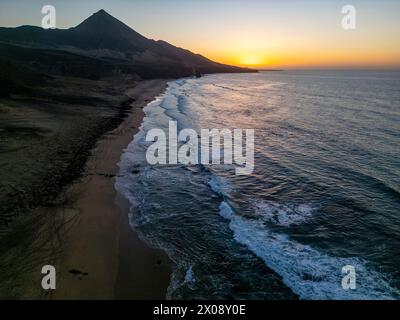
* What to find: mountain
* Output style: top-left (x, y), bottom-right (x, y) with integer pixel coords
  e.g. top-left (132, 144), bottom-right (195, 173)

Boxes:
top-left (0, 10), bottom-right (255, 77)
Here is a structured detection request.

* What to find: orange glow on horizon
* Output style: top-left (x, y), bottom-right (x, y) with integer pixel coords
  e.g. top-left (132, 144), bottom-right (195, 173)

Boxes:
top-left (195, 48), bottom-right (400, 70)
top-left (179, 22), bottom-right (400, 70)
top-left (239, 54), bottom-right (268, 66)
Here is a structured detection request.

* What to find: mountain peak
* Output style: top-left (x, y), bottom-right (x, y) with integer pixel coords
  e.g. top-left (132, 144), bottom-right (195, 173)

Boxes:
top-left (73, 8), bottom-right (142, 38)
top-left (75, 9), bottom-right (119, 30)
top-left (71, 9), bottom-right (152, 53)
top-left (93, 9), bottom-right (110, 17)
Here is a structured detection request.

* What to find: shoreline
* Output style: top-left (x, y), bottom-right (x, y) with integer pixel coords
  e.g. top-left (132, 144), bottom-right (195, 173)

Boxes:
top-left (51, 79), bottom-right (171, 299)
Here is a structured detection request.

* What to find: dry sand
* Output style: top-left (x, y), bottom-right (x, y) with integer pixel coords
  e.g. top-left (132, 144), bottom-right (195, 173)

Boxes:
top-left (51, 79), bottom-right (171, 299)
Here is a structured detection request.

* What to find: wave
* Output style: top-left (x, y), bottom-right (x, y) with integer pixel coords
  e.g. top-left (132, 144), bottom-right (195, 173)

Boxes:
top-left (254, 200), bottom-right (316, 227)
top-left (343, 167), bottom-right (400, 202)
top-left (184, 266), bottom-right (196, 284)
top-left (208, 175), bottom-right (234, 196)
top-left (218, 200), bottom-right (399, 300)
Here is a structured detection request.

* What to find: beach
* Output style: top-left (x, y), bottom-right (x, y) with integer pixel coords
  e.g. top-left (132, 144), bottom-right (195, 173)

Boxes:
top-left (0, 77), bottom-right (171, 299)
top-left (47, 79), bottom-right (171, 299)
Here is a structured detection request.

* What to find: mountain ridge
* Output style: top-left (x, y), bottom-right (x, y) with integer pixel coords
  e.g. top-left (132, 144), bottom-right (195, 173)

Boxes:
top-left (0, 9), bottom-right (256, 76)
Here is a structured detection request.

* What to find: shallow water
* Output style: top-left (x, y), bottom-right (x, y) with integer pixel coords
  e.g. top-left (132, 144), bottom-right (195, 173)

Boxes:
top-left (116, 70), bottom-right (400, 299)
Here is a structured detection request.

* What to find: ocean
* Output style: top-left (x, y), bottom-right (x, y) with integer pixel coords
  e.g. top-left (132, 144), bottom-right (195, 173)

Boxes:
top-left (115, 70), bottom-right (400, 300)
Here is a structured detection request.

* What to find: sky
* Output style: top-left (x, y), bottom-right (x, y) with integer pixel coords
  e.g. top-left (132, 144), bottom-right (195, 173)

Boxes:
top-left (0, 0), bottom-right (399, 69)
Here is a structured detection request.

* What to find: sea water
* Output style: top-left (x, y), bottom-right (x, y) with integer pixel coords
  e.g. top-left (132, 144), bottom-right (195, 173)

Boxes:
top-left (116, 70), bottom-right (400, 299)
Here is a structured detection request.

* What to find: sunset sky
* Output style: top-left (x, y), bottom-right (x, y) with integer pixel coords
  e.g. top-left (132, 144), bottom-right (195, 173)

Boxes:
top-left (1, 0), bottom-right (399, 69)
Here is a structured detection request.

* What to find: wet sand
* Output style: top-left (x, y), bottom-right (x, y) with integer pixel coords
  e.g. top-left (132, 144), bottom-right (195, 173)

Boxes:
top-left (51, 79), bottom-right (171, 299)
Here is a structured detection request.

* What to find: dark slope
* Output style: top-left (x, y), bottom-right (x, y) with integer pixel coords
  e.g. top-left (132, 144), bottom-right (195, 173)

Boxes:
top-left (0, 57), bottom-right (48, 97)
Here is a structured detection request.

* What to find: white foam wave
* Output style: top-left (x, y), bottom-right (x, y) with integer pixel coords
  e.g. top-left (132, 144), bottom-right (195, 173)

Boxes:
top-left (254, 200), bottom-right (315, 227)
top-left (219, 201), bottom-right (234, 220)
top-left (218, 201), bottom-right (399, 300)
top-left (209, 175), bottom-right (234, 196)
top-left (184, 266), bottom-right (196, 284)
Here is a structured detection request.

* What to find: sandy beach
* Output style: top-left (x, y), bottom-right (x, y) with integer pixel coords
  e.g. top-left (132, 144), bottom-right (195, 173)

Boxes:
top-left (49, 79), bottom-right (171, 299)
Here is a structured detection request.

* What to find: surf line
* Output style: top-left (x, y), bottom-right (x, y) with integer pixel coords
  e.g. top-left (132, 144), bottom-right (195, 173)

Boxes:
top-left (145, 121), bottom-right (254, 175)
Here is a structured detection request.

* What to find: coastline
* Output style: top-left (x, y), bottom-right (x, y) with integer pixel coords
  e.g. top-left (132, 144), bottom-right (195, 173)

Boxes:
top-left (51, 79), bottom-right (171, 299)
